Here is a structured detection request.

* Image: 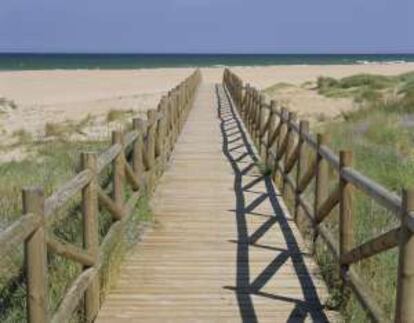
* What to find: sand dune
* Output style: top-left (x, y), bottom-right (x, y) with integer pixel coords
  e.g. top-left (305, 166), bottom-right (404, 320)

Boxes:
top-left (0, 63), bottom-right (413, 146)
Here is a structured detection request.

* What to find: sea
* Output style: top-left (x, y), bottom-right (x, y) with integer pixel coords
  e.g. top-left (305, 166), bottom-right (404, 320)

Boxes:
top-left (0, 53), bottom-right (414, 71)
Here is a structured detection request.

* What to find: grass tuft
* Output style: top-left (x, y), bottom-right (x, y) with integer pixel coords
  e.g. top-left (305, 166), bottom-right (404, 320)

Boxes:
top-left (44, 115), bottom-right (95, 139)
top-left (12, 129), bottom-right (32, 145)
top-left (106, 109), bottom-right (134, 123)
top-left (316, 73), bottom-right (404, 103)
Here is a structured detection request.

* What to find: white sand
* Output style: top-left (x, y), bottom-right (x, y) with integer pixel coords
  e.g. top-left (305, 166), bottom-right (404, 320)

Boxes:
top-left (0, 63), bottom-right (413, 144)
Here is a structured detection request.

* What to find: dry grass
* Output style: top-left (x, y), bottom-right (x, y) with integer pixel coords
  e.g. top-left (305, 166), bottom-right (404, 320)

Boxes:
top-left (11, 129), bottom-right (32, 145)
top-left (106, 109), bottom-right (134, 123)
top-left (44, 114), bottom-right (95, 138)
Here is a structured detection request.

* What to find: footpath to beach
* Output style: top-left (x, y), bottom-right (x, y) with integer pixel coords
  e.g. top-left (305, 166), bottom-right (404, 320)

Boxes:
top-left (96, 83), bottom-right (336, 322)
top-left (6, 69), bottom-right (414, 322)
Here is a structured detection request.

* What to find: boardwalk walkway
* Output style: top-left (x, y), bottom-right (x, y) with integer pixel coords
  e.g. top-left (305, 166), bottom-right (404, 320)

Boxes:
top-left (97, 83), bottom-right (336, 322)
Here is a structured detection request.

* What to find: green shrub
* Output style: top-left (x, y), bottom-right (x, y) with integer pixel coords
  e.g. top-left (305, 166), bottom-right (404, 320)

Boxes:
top-left (338, 74), bottom-right (395, 90)
top-left (317, 76), bottom-right (338, 89)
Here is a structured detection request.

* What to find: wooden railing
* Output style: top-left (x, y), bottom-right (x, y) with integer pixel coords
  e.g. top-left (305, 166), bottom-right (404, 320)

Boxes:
top-left (223, 68), bottom-right (414, 323)
top-left (0, 69), bottom-right (201, 323)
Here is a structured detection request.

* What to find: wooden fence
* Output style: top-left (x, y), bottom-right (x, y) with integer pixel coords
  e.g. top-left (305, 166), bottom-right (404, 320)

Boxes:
top-left (223, 68), bottom-right (414, 323)
top-left (0, 69), bottom-right (201, 323)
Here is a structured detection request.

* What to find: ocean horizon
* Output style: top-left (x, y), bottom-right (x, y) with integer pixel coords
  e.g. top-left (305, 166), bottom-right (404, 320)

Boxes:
top-left (1, 53), bottom-right (414, 71)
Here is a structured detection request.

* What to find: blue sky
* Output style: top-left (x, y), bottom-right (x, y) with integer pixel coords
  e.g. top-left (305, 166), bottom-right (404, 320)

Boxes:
top-left (0, 0), bottom-right (412, 53)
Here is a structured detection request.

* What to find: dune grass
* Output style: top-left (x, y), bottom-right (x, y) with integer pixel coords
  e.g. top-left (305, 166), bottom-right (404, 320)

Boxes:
top-left (11, 129), bottom-right (32, 145)
top-left (44, 114), bottom-right (95, 139)
top-left (106, 109), bottom-right (135, 123)
top-left (0, 138), bottom-right (152, 322)
top-left (310, 71), bottom-right (414, 321)
top-left (316, 72), bottom-right (414, 105)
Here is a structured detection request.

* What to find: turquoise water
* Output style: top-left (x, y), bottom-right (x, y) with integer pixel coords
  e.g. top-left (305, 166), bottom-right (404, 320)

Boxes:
top-left (0, 54), bottom-right (414, 70)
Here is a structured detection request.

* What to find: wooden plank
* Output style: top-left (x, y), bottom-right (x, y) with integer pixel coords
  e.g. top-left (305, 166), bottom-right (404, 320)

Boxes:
top-left (97, 84), bottom-right (335, 323)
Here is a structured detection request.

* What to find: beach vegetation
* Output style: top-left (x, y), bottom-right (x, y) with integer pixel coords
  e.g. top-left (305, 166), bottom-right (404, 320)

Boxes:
top-left (311, 71), bottom-right (414, 321)
top-left (44, 114), bottom-right (95, 138)
top-left (316, 72), bottom-right (414, 106)
top-left (0, 138), bottom-right (152, 322)
top-left (0, 98), bottom-right (18, 112)
top-left (106, 109), bottom-right (134, 123)
top-left (11, 129), bottom-right (32, 145)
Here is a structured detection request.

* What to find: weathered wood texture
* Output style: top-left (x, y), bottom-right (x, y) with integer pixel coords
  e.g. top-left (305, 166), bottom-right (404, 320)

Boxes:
top-left (96, 84), bottom-right (336, 322)
top-left (223, 68), bottom-right (414, 323)
top-left (0, 69), bottom-right (201, 323)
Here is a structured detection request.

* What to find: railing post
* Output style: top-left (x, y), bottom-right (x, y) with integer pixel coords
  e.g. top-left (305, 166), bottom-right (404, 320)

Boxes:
top-left (132, 118), bottom-right (146, 190)
top-left (258, 95), bottom-right (266, 158)
top-left (177, 88), bottom-right (183, 132)
top-left (273, 107), bottom-right (288, 184)
top-left (395, 189), bottom-right (414, 322)
top-left (266, 100), bottom-right (277, 167)
top-left (282, 112), bottom-right (296, 197)
top-left (339, 150), bottom-right (353, 305)
top-left (172, 93), bottom-right (179, 145)
top-left (249, 90), bottom-right (257, 135)
top-left (254, 93), bottom-right (262, 147)
top-left (242, 83), bottom-right (250, 117)
top-left (295, 120), bottom-right (310, 224)
top-left (314, 133), bottom-right (329, 225)
top-left (339, 150), bottom-right (353, 258)
top-left (249, 89), bottom-right (256, 135)
top-left (243, 86), bottom-right (249, 126)
top-left (156, 99), bottom-right (168, 177)
top-left (167, 98), bottom-right (174, 157)
top-left (242, 85), bottom-right (252, 130)
top-left (23, 187), bottom-right (48, 323)
top-left (146, 110), bottom-right (157, 193)
top-left (81, 152), bottom-right (100, 322)
top-left (112, 130), bottom-right (125, 209)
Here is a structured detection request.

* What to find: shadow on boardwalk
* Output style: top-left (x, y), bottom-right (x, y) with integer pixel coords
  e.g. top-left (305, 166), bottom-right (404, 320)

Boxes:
top-left (216, 85), bottom-right (329, 323)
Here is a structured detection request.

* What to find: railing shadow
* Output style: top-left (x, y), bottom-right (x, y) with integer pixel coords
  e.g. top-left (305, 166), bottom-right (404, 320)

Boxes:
top-left (216, 85), bottom-right (329, 323)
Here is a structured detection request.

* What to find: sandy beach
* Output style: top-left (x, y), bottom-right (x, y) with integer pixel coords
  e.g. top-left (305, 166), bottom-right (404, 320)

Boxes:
top-left (1, 63), bottom-right (414, 150)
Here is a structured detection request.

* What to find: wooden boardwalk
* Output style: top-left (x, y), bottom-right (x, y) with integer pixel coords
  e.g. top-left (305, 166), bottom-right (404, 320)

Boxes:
top-left (97, 83), bottom-right (337, 322)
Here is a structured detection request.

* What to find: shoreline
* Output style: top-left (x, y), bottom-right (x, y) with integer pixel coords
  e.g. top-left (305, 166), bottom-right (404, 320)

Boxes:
top-left (1, 61), bottom-right (414, 72)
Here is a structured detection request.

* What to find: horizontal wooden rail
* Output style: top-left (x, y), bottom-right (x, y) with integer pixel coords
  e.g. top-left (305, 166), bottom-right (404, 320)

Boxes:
top-left (45, 170), bottom-right (92, 221)
top-left (0, 213), bottom-right (41, 259)
top-left (47, 235), bottom-right (95, 267)
top-left (223, 68), bottom-right (413, 323)
top-left (0, 69), bottom-right (202, 323)
top-left (341, 227), bottom-right (400, 265)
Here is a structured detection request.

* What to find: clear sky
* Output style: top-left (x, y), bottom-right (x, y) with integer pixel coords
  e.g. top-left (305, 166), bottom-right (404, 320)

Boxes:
top-left (0, 0), bottom-right (413, 53)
